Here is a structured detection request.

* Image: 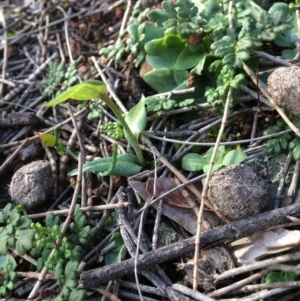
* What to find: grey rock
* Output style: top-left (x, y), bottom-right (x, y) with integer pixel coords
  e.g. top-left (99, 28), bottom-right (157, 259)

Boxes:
top-left (9, 160), bottom-right (53, 210)
top-left (208, 164), bottom-right (269, 220)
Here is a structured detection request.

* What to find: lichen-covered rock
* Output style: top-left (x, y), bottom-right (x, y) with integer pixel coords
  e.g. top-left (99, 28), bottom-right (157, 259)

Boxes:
top-left (9, 160), bottom-right (53, 210)
top-left (208, 164), bottom-right (269, 220)
top-left (268, 66), bottom-right (300, 116)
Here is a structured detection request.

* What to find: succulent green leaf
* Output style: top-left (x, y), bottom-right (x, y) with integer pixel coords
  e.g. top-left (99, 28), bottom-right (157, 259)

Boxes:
top-left (43, 80), bottom-right (110, 107)
top-left (181, 153), bottom-right (206, 171)
top-left (145, 34), bottom-right (185, 69)
top-left (175, 48), bottom-right (206, 70)
top-left (143, 68), bottom-right (187, 93)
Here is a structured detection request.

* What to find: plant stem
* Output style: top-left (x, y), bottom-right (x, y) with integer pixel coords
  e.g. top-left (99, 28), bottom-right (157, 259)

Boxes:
top-left (101, 94), bottom-right (145, 166)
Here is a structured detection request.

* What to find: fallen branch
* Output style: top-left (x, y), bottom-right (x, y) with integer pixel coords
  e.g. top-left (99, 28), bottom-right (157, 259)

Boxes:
top-left (81, 201), bottom-right (300, 287)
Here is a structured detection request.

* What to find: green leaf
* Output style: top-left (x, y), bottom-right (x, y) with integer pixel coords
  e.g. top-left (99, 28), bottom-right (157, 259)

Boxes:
top-left (65, 261), bottom-right (79, 279)
top-left (46, 214), bottom-right (60, 228)
top-left (39, 133), bottom-right (56, 147)
top-left (55, 262), bottom-right (64, 284)
top-left (292, 143), bottom-right (300, 160)
top-left (98, 144), bottom-right (118, 177)
top-left (181, 153), bottom-right (206, 171)
top-left (104, 232), bottom-right (126, 265)
top-left (222, 150), bottom-right (247, 166)
top-left (124, 98), bottom-right (147, 141)
top-left (68, 154), bottom-right (142, 177)
top-left (18, 217), bottom-right (32, 229)
top-left (65, 278), bottom-right (78, 289)
top-left (190, 53), bottom-right (208, 75)
top-left (15, 229), bottom-right (34, 251)
top-left (143, 68), bottom-right (188, 93)
top-left (0, 235), bottom-right (9, 255)
top-left (206, 146), bottom-right (225, 164)
top-left (203, 162), bottom-right (223, 174)
top-left (145, 34), bottom-right (186, 69)
top-left (0, 254), bottom-right (16, 271)
top-left (175, 47), bottom-right (205, 70)
top-left (43, 80), bottom-right (110, 107)
top-left (289, 138), bottom-right (300, 150)
top-left (70, 289), bottom-right (86, 301)
top-left (15, 240), bottom-right (26, 255)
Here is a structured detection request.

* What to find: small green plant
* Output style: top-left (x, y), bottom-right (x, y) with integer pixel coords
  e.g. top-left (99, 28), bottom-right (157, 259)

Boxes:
top-left (0, 254), bottom-right (17, 296)
top-left (263, 118), bottom-right (300, 160)
top-left (0, 204), bottom-right (90, 300)
top-left (100, 121), bottom-right (124, 139)
top-left (39, 129), bottom-right (78, 160)
top-left (100, 0), bottom-right (296, 111)
top-left (104, 232), bottom-right (126, 265)
top-left (181, 146), bottom-right (247, 174)
top-left (44, 79), bottom-right (147, 169)
top-left (41, 61), bottom-right (78, 99)
top-left (265, 271), bottom-right (296, 283)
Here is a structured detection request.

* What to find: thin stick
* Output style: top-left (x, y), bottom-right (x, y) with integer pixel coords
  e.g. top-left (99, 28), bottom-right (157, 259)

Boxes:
top-left (287, 160), bottom-right (300, 205)
top-left (0, 7), bottom-right (8, 98)
top-left (192, 87), bottom-right (233, 291)
top-left (27, 202), bottom-right (130, 219)
top-left (172, 283), bottom-right (216, 301)
top-left (56, 6), bottom-right (73, 62)
top-left (274, 151), bottom-right (293, 208)
top-left (0, 138), bottom-right (28, 174)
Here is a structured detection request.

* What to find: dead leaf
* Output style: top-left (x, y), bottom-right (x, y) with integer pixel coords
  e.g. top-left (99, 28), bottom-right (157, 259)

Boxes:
top-left (130, 179), bottom-right (219, 234)
top-left (229, 228), bottom-right (300, 265)
top-left (146, 178), bottom-right (192, 208)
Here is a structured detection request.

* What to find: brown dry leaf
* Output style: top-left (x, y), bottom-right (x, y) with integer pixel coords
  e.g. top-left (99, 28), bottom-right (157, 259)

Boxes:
top-left (130, 179), bottom-right (219, 234)
top-left (229, 228), bottom-right (300, 265)
top-left (146, 178), bottom-right (192, 208)
top-left (130, 179), bottom-right (198, 234)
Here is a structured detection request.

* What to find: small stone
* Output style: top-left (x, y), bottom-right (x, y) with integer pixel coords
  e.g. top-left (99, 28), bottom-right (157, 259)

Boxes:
top-left (9, 160), bottom-right (53, 210)
top-left (208, 164), bottom-right (269, 220)
top-left (268, 66), bottom-right (300, 116)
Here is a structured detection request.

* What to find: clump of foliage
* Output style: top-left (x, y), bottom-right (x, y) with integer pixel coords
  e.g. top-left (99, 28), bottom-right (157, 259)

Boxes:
top-left (99, 0), bottom-right (155, 65)
top-left (41, 61), bottom-right (78, 99)
top-left (100, 0), bottom-right (296, 111)
top-left (39, 129), bottom-right (78, 160)
top-left (44, 79), bottom-right (147, 168)
top-left (265, 271), bottom-right (297, 283)
top-left (0, 204), bottom-right (89, 300)
top-left (181, 145), bottom-right (247, 174)
top-left (100, 121), bottom-right (124, 139)
top-left (263, 118), bottom-right (300, 160)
